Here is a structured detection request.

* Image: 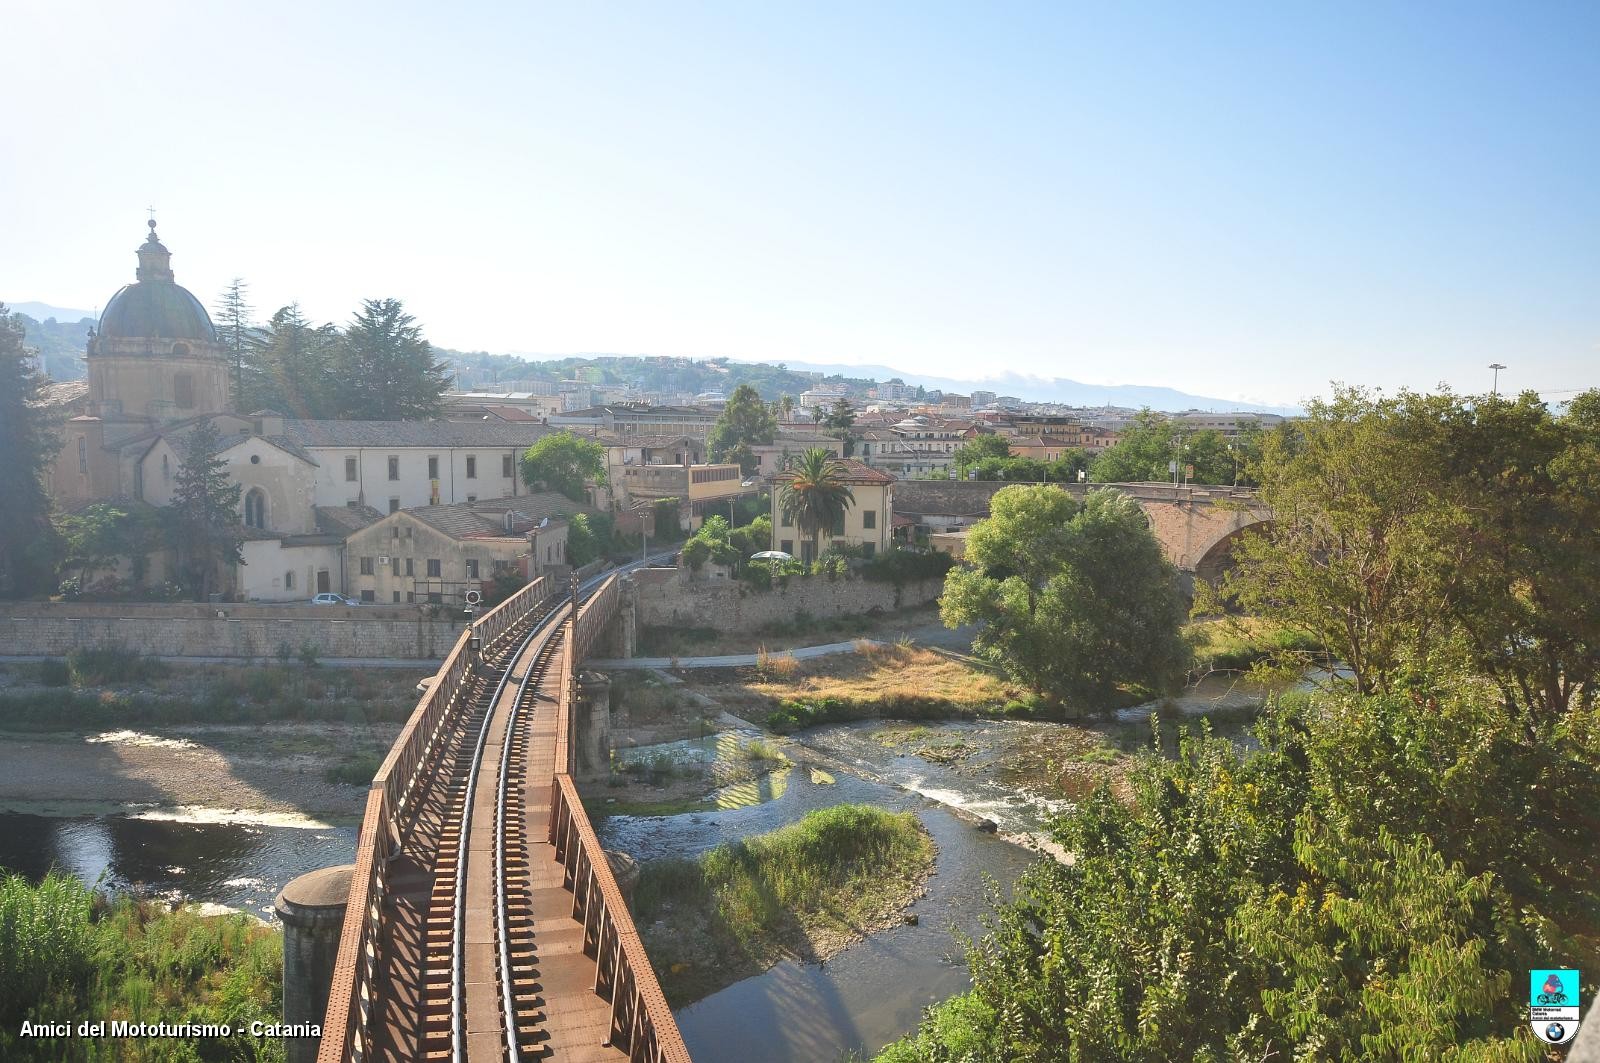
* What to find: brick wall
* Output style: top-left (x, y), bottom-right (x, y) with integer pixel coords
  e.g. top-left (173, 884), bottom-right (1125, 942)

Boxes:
top-left (0, 603), bottom-right (461, 660)
top-left (630, 568), bottom-right (943, 633)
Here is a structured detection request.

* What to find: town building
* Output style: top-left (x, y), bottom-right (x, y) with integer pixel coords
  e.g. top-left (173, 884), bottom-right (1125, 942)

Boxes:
top-left (342, 493), bottom-right (579, 604)
top-left (547, 403), bottom-right (718, 438)
top-left (769, 458), bottom-right (896, 561)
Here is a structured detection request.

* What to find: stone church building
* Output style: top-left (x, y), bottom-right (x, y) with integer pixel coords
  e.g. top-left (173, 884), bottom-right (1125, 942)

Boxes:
top-left (42, 221), bottom-right (571, 601)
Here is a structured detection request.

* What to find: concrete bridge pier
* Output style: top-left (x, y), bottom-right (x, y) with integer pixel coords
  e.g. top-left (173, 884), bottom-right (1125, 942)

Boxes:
top-left (575, 670), bottom-right (613, 783)
top-left (274, 864), bottom-right (354, 1063)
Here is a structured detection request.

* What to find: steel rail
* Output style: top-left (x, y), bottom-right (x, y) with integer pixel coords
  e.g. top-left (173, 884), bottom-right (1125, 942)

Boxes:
top-left (450, 604), bottom-right (552, 1062)
top-left (493, 618), bottom-right (562, 1062)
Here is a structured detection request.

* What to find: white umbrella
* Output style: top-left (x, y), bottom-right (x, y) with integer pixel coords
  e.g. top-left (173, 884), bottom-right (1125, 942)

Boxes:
top-left (750, 550), bottom-right (793, 561)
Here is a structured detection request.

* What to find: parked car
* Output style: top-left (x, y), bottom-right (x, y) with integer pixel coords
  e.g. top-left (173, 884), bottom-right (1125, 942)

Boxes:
top-left (312, 593), bottom-right (359, 606)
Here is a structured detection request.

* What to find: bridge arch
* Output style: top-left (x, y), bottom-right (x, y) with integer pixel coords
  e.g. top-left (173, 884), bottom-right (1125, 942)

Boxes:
top-left (1193, 520), bottom-right (1273, 586)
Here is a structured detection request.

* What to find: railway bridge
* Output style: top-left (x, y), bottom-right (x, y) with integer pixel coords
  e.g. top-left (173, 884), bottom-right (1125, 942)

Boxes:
top-left (298, 564), bottom-right (688, 1063)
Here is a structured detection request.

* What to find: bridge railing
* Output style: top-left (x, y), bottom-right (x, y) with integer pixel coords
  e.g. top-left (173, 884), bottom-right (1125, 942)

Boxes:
top-left (550, 775), bottom-right (690, 1062)
top-left (319, 576), bottom-right (550, 1063)
top-left (473, 574), bottom-right (549, 648)
top-left (547, 573), bottom-right (691, 1061)
top-left (573, 574), bottom-right (619, 660)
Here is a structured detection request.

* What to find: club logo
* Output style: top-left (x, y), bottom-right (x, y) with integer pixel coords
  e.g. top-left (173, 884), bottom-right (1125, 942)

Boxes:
top-left (1529, 970), bottom-right (1580, 1044)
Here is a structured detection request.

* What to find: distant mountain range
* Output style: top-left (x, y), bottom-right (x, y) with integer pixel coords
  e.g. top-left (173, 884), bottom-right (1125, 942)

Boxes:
top-left (7, 301), bottom-right (96, 323)
top-left (728, 357), bottom-right (1301, 415)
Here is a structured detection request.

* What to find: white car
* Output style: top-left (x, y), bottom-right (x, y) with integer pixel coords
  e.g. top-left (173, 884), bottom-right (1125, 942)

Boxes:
top-left (312, 593), bottom-right (359, 606)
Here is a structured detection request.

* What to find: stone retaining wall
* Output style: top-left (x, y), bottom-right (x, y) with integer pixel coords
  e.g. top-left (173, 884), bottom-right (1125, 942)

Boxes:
top-left (630, 568), bottom-right (943, 633)
top-left (0, 604), bottom-right (461, 660)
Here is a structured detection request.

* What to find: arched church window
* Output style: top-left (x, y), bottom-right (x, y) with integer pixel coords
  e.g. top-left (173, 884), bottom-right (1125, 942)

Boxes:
top-left (162, 454), bottom-right (170, 481)
top-left (244, 488), bottom-right (267, 530)
top-left (171, 342), bottom-right (190, 357)
top-left (285, 570), bottom-right (295, 591)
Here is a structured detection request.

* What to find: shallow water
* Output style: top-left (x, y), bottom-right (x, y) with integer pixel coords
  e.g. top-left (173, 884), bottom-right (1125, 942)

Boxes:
top-left (601, 673), bottom-right (1280, 1061)
top-left (598, 766), bottom-right (1039, 1063)
top-left (0, 808), bottom-right (358, 919)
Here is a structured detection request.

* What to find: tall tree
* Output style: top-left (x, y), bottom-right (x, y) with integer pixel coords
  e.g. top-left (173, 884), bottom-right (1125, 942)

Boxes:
top-left (707, 384), bottom-right (777, 475)
top-left (520, 431), bottom-right (607, 503)
top-left (941, 486), bottom-right (1187, 706)
top-left (213, 278), bottom-right (261, 406)
top-left (243, 304), bottom-right (340, 418)
top-left (952, 434), bottom-right (1011, 477)
top-left (0, 305), bottom-right (59, 597)
top-left (821, 398), bottom-right (858, 454)
top-left (330, 299), bottom-right (451, 420)
top-left (170, 420), bottom-right (243, 601)
top-left (777, 448), bottom-right (854, 562)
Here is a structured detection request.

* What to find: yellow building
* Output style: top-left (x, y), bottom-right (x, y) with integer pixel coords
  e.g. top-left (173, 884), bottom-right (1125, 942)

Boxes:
top-left (770, 458), bottom-right (896, 561)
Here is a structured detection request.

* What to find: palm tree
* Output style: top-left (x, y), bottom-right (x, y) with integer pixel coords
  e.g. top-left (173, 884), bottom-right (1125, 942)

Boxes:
top-left (779, 448), bottom-right (854, 563)
top-left (780, 394), bottom-right (795, 420)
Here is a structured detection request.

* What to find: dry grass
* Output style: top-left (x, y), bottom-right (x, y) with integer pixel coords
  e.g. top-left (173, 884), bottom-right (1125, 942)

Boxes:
top-left (692, 642), bottom-right (1012, 718)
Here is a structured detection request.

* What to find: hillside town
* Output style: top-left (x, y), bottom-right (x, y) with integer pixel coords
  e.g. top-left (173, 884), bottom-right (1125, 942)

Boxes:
top-left (21, 220), bottom-right (1279, 607)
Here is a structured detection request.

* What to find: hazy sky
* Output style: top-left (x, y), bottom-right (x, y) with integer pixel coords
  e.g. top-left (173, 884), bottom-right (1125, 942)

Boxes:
top-left (3, 1), bottom-right (1595, 406)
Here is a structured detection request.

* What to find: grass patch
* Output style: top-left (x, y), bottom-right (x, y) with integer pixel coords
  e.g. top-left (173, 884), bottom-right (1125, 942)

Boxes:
top-left (1185, 616), bottom-right (1322, 674)
top-left (634, 804), bottom-right (935, 1005)
top-left (325, 752), bottom-right (383, 785)
top-left (0, 871), bottom-right (283, 1061)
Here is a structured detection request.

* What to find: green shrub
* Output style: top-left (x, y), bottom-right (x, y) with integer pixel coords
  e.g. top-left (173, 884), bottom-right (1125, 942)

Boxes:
top-left (861, 548), bottom-right (954, 586)
top-left (325, 753), bottom-right (382, 785)
top-left (65, 644), bottom-right (167, 685)
top-left (36, 659), bottom-right (70, 687)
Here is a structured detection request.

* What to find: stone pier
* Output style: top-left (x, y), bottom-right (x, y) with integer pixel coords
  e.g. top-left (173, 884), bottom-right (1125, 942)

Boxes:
top-left (274, 864), bottom-right (354, 1063)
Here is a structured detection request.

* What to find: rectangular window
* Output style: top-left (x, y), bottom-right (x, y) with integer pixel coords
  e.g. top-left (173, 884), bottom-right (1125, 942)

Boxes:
top-left (345, 457), bottom-right (358, 482)
top-left (391, 557), bottom-right (400, 575)
top-left (502, 454), bottom-right (514, 478)
top-left (405, 558), bottom-right (414, 576)
top-left (406, 591), bottom-right (415, 603)
top-left (831, 513), bottom-right (846, 537)
top-left (174, 374), bottom-right (194, 408)
top-left (862, 510), bottom-right (876, 530)
top-left (78, 438), bottom-right (88, 473)
top-left (863, 542), bottom-right (876, 559)
top-left (387, 456), bottom-right (400, 481)
top-left (428, 456), bottom-right (439, 480)
top-left (361, 589), bottom-right (376, 602)
top-left (427, 559), bottom-right (441, 578)
top-left (780, 539), bottom-right (793, 554)
top-left (359, 557), bottom-right (374, 575)
top-left (465, 559), bottom-right (480, 579)
top-left (465, 456), bottom-right (477, 479)
top-left (467, 495), bottom-right (477, 504)
top-left (388, 497), bottom-right (400, 513)
top-left (393, 591), bottom-right (401, 603)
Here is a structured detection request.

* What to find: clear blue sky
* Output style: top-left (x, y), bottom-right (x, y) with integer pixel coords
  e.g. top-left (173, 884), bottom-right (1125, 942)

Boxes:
top-left (3, 1), bottom-right (1595, 406)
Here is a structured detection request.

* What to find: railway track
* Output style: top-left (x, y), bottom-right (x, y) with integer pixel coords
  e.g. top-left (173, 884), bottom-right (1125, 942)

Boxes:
top-left (399, 556), bottom-right (673, 1062)
top-left (390, 593), bottom-right (559, 1061)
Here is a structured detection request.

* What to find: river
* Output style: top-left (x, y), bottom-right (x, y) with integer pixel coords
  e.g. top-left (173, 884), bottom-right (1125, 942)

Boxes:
top-left (0, 673), bottom-right (1273, 1060)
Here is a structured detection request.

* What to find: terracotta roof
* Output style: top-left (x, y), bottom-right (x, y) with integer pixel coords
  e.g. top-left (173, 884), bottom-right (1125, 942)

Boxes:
top-left (314, 504), bottom-right (387, 536)
top-left (770, 457), bottom-right (895, 486)
top-left (33, 380), bottom-right (89, 408)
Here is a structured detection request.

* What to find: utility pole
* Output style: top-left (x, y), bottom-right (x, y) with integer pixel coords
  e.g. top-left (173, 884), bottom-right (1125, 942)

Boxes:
top-left (1489, 362), bottom-right (1506, 398)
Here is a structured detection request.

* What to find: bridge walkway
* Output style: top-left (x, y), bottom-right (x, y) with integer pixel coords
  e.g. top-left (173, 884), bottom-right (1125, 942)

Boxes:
top-left (369, 616), bottom-right (628, 1062)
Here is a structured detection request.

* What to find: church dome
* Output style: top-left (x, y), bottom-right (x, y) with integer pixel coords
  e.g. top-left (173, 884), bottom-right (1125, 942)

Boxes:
top-left (96, 221), bottom-right (217, 342)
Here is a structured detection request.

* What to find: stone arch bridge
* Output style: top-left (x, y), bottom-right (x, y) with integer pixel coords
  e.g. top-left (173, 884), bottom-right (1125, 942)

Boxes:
top-left (893, 480), bottom-right (1272, 584)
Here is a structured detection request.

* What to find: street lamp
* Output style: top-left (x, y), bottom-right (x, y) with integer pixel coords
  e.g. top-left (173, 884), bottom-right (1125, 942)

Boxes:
top-left (1488, 363), bottom-right (1506, 398)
